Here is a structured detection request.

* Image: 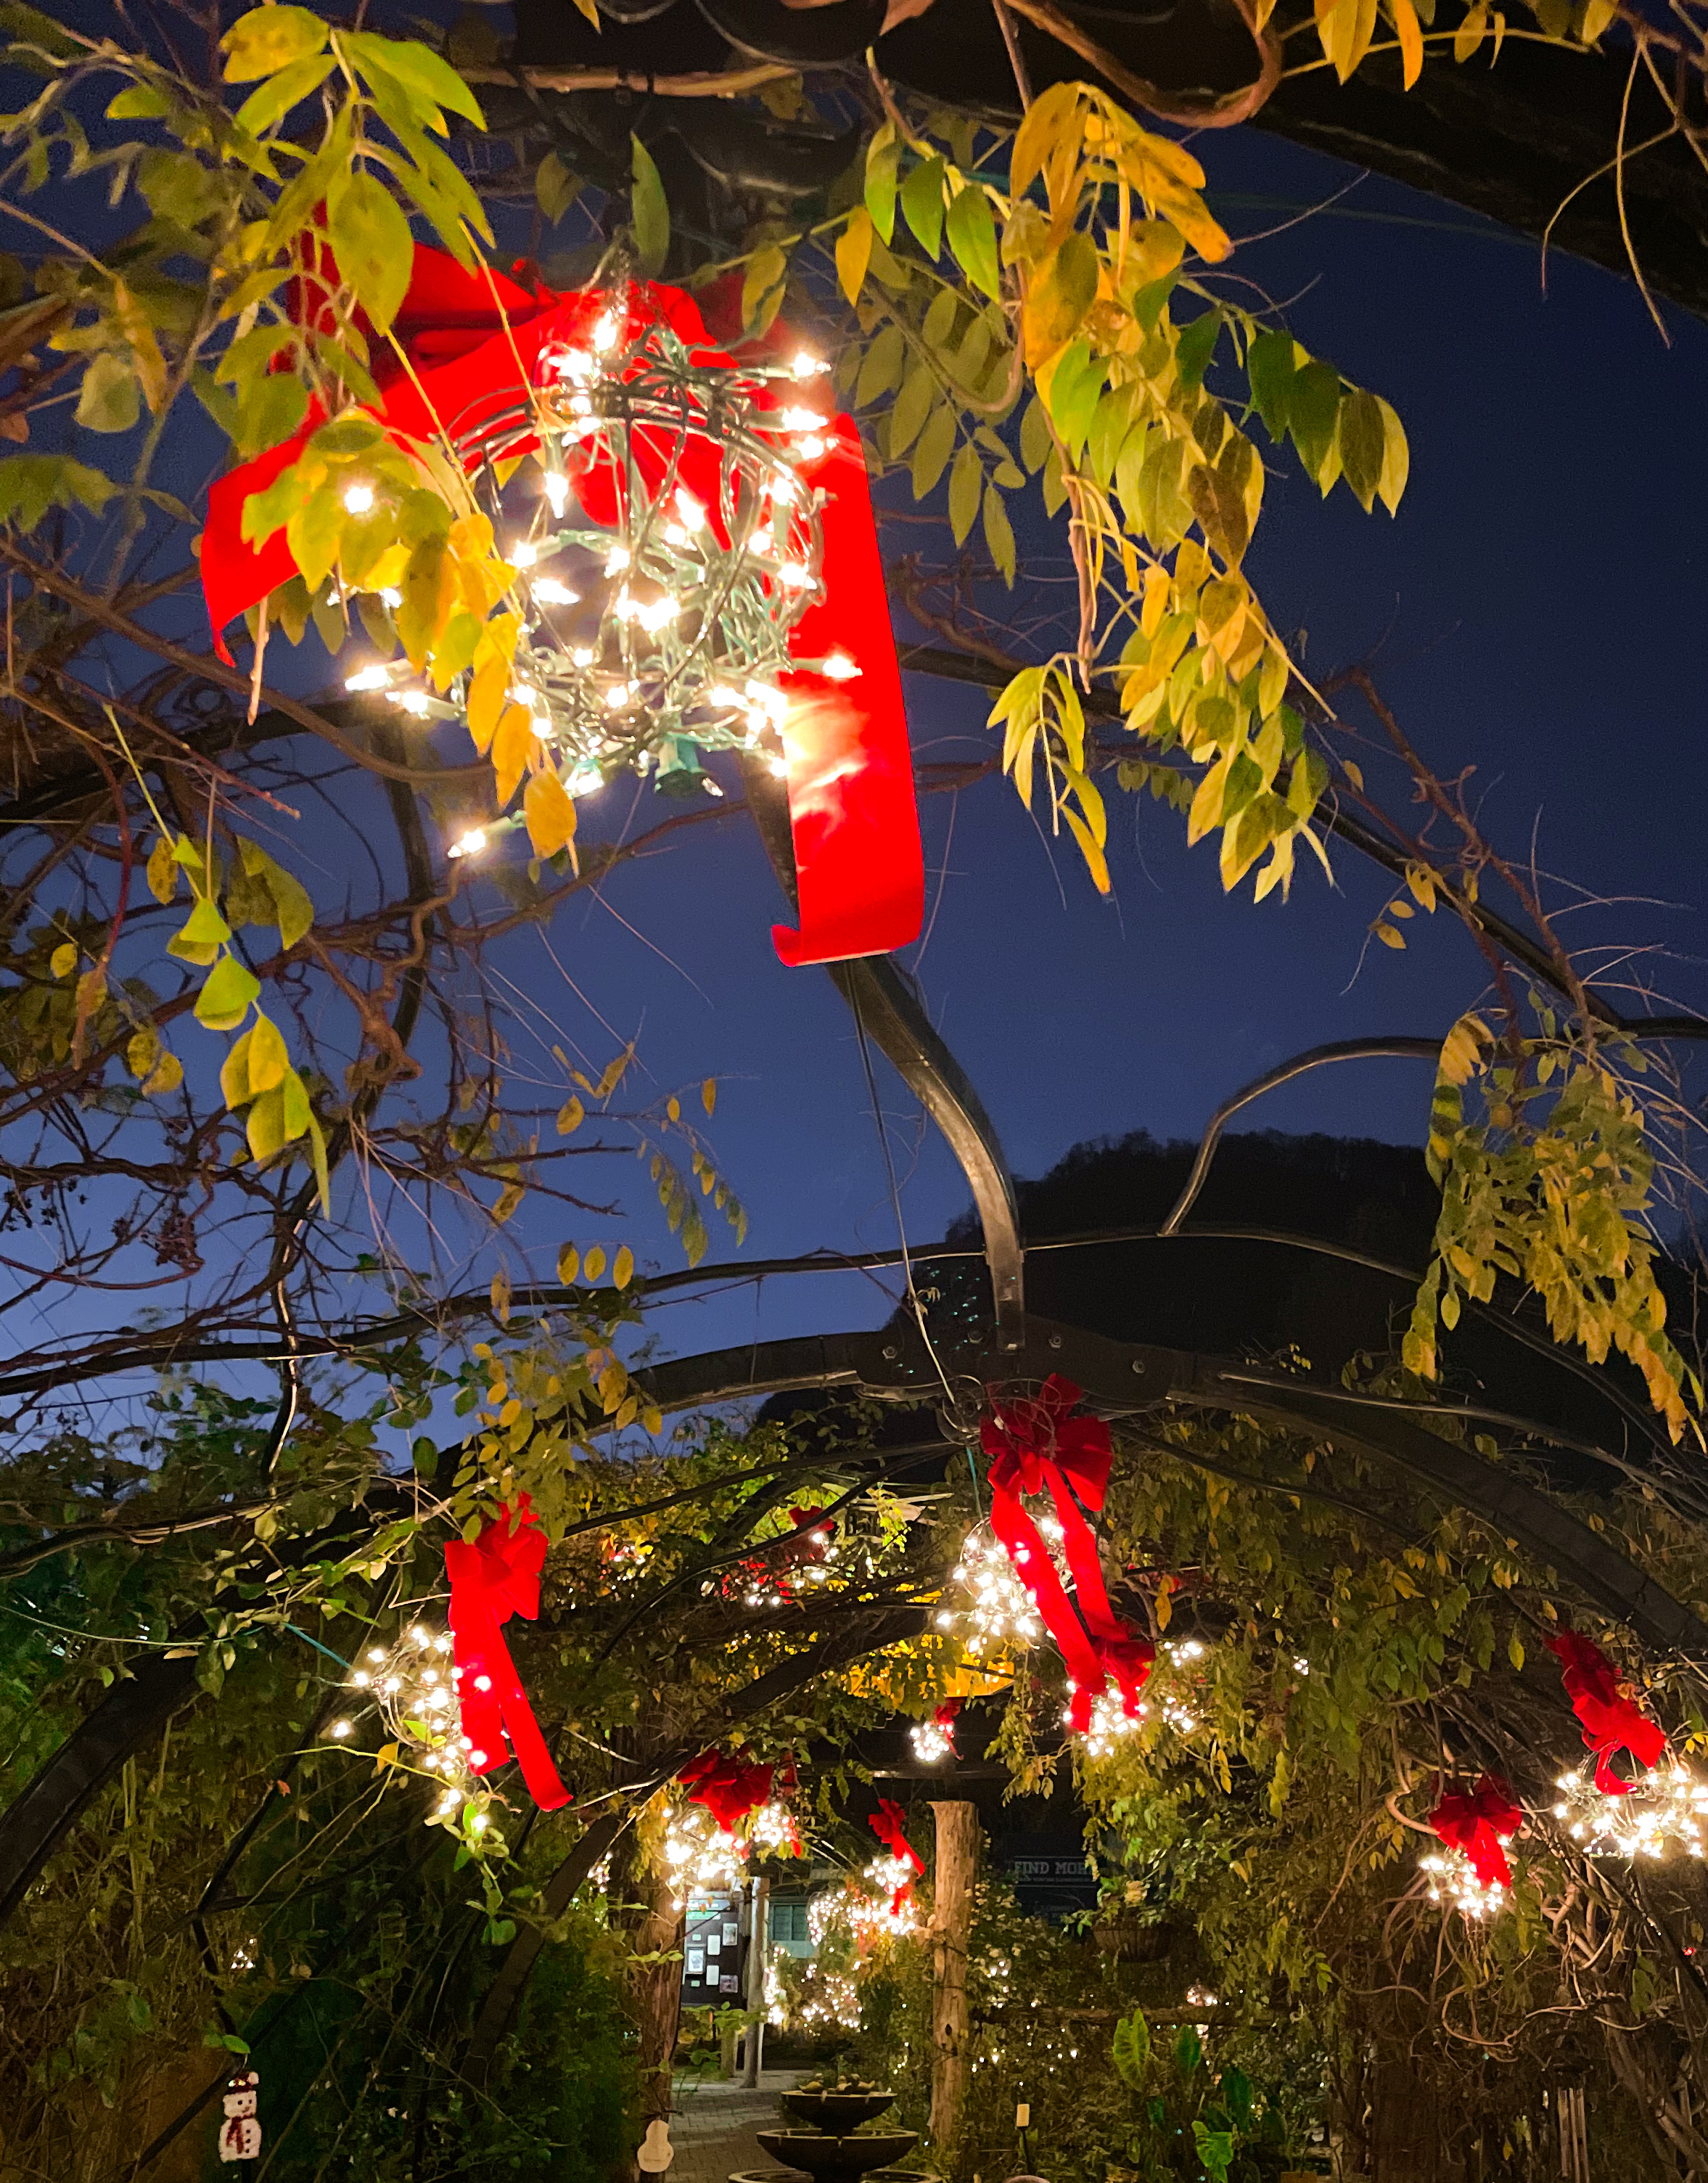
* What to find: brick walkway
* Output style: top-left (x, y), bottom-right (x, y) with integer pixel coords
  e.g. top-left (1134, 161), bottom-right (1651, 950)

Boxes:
top-left (665, 2068), bottom-right (804, 2183)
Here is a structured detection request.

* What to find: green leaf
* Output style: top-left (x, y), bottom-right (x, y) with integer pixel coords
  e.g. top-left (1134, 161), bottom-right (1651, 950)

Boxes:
top-left (982, 481), bottom-right (1016, 586)
top-left (1175, 2024), bottom-right (1202, 2076)
top-left (630, 134), bottom-right (669, 276)
top-left (864, 123), bottom-right (899, 245)
top-left (219, 5), bottom-right (329, 82)
top-left (945, 183), bottom-right (1001, 300)
top-left (247, 1084), bottom-right (287, 1161)
top-left (1245, 328), bottom-right (1295, 441)
top-left (167, 895), bottom-right (232, 966)
top-left (887, 361), bottom-right (934, 459)
top-left (1174, 309), bottom-right (1220, 391)
top-left (0, 454), bottom-right (115, 533)
top-left (911, 402), bottom-right (956, 499)
top-left (239, 843), bottom-right (313, 949)
top-left (75, 351), bottom-right (139, 435)
top-left (1375, 393), bottom-right (1409, 514)
top-left (1288, 361), bottom-right (1341, 482)
top-left (1338, 386), bottom-right (1385, 512)
top-left (1019, 395), bottom-right (1051, 474)
top-left (194, 954), bottom-right (261, 1031)
top-left (245, 1011), bottom-right (290, 1096)
top-left (855, 323), bottom-right (904, 409)
top-left (231, 372), bottom-right (308, 458)
top-left (1112, 2007), bottom-right (1151, 2089)
top-left (327, 172), bottom-right (414, 335)
top-left (900, 154), bottom-right (946, 258)
top-left (535, 148), bottom-right (580, 226)
top-left (342, 31), bottom-right (485, 126)
top-left (234, 51), bottom-right (336, 136)
top-left (947, 440), bottom-right (980, 546)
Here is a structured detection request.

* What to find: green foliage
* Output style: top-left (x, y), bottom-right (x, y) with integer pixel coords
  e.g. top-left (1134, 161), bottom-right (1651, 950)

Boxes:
top-left (1408, 1014), bottom-right (1700, 1442)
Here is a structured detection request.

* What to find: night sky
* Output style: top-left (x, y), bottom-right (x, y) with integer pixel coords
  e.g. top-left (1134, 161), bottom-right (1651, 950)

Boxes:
top-left (478, 123), bottom-right (1708, 1370)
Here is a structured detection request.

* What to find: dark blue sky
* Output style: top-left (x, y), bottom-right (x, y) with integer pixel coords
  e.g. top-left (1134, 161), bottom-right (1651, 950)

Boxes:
top-left (480, 126), bottom-right (1708, 1369)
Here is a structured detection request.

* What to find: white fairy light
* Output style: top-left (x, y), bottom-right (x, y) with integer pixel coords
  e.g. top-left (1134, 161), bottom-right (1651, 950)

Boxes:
top-left (1420, 1846), bottom-right (1508, 1918)
top-left (543, 471), bottom-right (569, 517)
top-left (1069, 1684), bottom-right (1146, 1760)
top-left (779, 405), bottom-right (826, 434)
top-left (937, 1524), bottom-right (1043, 1654)
top-left (911, 1718), bottom-right (954, 1764)
top-left (821, 650), bottom-right (860, 681)
top-left (345, 663), bottom-right (391, 692)
top-left (674, 488), bottom-right (707, 531)
top-left (591, 313), bottom-right (620, 352)
top-left (510, 540), bottom-right (538, 568)
top-left (1551, 1761), bottom-right (1708, 1860)
top-left (329, 1719), bottom-right (353, 1740)
top-left (531, 578), bottom-right (578, 606)
top-left (448, 828), bottom-right (488, 859)
top-left (792, 350), bottom-right (829, 379)
top-left (342, 483), bottom-right (374, 514)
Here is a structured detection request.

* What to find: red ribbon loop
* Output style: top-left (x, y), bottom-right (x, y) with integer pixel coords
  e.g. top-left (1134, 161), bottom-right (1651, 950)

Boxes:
top-left (200, 247), bottom-right (922, 970)
top-left (678, 1747), bottom-right (775, 1834)
top-left (1429, 1772), bottom-right (1523, 1890)
top-left (444, 1498), bottom-right (571, 1813)
top-left (1547, 1630), bottom-right (1667, 1795)
top-left (981, 1375), bottom-right (1154, 1732)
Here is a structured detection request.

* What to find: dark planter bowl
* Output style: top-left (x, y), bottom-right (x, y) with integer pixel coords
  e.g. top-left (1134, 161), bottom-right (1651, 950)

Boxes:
top-left (754, 2129), bottom-right (919, 2180)
top-left (779, 2092), bottom-right (898, 2132)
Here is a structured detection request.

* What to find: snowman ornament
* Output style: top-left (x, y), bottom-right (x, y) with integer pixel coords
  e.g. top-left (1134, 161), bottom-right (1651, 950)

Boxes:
top-left (218, 2069), bottom-right (261, 2163)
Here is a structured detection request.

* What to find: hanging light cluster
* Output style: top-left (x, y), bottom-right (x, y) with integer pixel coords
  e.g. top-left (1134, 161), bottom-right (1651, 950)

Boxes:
top-left (937, 1523), bottom-right (1047, 1653)
top-left (356, 303), bottom-right (843, 831)
top-left (911, 1716), bottom-right (955, 1764)
top-left (1418, 1846), bottom-right (1509, 1919)
top-left (661, 1795), bottom-right (805, 1912)
top-left (1066, 1637), bottom-right (1209, 1756)
top-left (1551, 1762), bottom-right (1708, 1859)
top-left (334, 1623), bottom-right (484, 1829)
top-left (807, 1867), bottom-right (921, 1948)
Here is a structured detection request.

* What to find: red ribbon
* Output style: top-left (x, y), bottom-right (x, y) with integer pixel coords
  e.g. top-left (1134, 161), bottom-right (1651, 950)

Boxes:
top-left (1547, 1629), bottom-right (1667, 1794)
top-left (981, 1375), bottom-right (1154, 1733)
top-left (444, 1496), bottom-right (571, 1812)
top-left (678, 1747), bottom-right (775, 1834)
top-left (1429, 1772), bottom-right (1523, 1890)
top-left (200, 249), bottom-right (922, 970)
top-left (869, 1795), bottom-right (923, 1914)
top-left (933, 1697), bottom-right (961, 1748)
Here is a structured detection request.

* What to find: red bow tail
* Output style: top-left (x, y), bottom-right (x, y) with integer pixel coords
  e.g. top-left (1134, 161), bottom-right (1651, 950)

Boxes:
top-left (444, 1501), bottom-right (571, 1814)
top-left (1429, 1774), bottom-right (1523, 1891)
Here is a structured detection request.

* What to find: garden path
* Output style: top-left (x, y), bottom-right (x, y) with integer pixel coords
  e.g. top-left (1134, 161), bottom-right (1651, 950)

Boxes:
top-left (666, 2068), bottom-right (805, 2183)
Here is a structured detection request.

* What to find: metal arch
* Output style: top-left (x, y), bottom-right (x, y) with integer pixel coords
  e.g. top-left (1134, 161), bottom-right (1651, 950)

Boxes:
top-left (634, 1314), bottom-right (1708, 1657)
top-left (738, 753), bottom-right (1025, 1348)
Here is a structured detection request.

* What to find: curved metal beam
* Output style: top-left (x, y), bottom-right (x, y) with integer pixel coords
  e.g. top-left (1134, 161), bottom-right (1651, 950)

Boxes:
top-left (739, 752), bottom-right (1025, 1348)
top-left (632, 1316), bottom-right (1708, 1657)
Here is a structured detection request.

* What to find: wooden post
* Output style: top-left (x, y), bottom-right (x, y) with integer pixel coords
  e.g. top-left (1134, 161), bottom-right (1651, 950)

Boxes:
top-left (928, 1801), bottom-right (979, 2155)
top-left (742, 1874), bottom-right (768, 2086)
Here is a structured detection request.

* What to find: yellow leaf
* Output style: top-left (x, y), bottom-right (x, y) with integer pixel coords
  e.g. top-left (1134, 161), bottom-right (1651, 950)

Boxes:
top-left (146, 835), bottom-right (178, 905)
top-left (557, 1242), bottom-right (580, 1283)
top-left (143, 1049), bottom-right (183, 1095)
top-left (583, 1245), bottom-right (607, 1282)
top-left (1375, 922), bottom-right (1405, 949)
top-left (490, 703), bottom-right (533, 808)
top-left (702, 1077), bottom-right (717, 1117)
top-left (1453, 1), bottom-right (1487, 57)
top-left (1392, 0), bottom-right (1424, 83)
top-left (49, 941), bottom-right (76, 978)
top-left (557, 1094), bottom-right (585, 1135)
top-left (112, 279), bottom-right (168, 412)
top-left (1342, 758), bottom-right (1363, 790)
top-left (613, 1245), bottom-right (634, 1290)
top-left (1064, 805), bottom-right (1110, 893)
top-left (246, 1011), bottom-right (289, 1095)
top-left (836, 207), bottom-right (874, 306)
top-left (466, 649), bottom-right (509, 755)
top-left (523, 767), bottom-right (578, 861)
top-left (570, 0), bottom-right (599, 22)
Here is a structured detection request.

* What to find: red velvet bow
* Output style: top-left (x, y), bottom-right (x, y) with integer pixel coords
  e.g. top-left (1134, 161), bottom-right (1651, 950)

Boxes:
top-left (981, 1375), bottom-right (1154, 1733)
top-left (933, 1697), bottom-right (961, 1748)
top-left (444, 1496), bottom-right (571, 1812)
top-left (869, 1795), bottom-right (923, 1913)
top-left (678, 1746), bottom-right (775, 1834)
top-left (201, 247), bottom-right (922, 970)
top-left (1429, 1772), bottom-right (1523, 1890)
top-left (1547, 1630), bottom-right (1667, 1794)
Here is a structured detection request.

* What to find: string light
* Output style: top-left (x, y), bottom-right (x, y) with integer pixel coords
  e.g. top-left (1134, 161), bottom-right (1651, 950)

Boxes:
top-left (1420, 1846), bottom-right (1508, 1918)
top-left (661, 1796), bottom-right (806, 1911)
top-left (337, 1622), bottom-right (483, 1830)
top-left (937, 1525), bottom-right (1044, 1653)
top-left (1551, 1761), bottom-right (1708, 1859)
top-left (911, 1718), bottom-right (955, 1764)
top-left (423, 300), bottom-right (832, 836)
